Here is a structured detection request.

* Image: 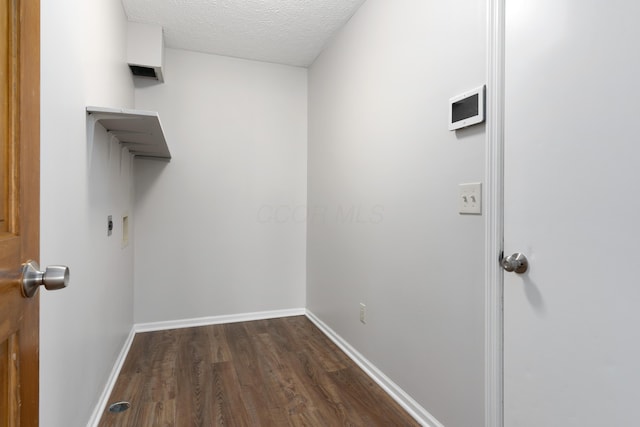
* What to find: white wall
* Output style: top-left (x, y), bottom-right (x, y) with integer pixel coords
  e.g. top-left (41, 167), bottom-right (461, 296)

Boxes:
top-left (307, 0), bottom-right (486, 426)
top-left (133, 49), bottom-right (307, 323)
top-left (40, 1), bottom-right (134, 425)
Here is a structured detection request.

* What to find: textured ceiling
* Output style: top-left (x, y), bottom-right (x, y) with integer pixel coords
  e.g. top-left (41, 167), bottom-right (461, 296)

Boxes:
top-left (121, 0), bottom-right (367, 67)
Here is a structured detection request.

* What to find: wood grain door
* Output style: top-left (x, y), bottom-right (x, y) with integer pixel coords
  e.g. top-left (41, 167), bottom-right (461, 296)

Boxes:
top-left (0, 0), bottom-right (40, 426)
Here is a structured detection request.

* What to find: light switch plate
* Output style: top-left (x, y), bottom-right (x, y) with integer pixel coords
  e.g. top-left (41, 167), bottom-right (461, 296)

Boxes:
top-left (459, 183), bottom-right (482, 214)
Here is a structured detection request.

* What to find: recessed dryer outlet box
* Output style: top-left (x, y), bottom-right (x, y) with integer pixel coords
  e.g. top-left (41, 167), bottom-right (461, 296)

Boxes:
top-left (459, 183), bottom-right (482, 214)
top-left (122, 215), bottom-right (129, 248)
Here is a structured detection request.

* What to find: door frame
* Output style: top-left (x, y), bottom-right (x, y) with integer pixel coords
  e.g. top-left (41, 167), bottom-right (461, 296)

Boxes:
top-left (485, 0), bottom-right (505, 426)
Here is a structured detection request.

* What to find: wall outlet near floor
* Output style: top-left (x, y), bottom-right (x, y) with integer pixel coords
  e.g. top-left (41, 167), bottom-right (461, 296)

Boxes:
top-left (359, 303), bottom-right (367, 324)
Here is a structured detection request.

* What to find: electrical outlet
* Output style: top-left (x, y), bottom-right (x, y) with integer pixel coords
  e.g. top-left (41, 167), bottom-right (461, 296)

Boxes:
top-left (359, 303), bottom-right (367, 324)
top-left (107, 215), bottom-right (113, 236)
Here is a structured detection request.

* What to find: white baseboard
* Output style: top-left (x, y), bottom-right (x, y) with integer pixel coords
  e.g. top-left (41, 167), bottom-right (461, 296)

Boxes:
top-left (134, 308), bottom-right (306, 333)
top-left (86, 327), bottom-right (136, 427)
top-left (87, 308), bottom-right (305, 426)
top-left (305, 310), bottom-right (444, 427)
top-left (87, 308), bottom-right (435, 427)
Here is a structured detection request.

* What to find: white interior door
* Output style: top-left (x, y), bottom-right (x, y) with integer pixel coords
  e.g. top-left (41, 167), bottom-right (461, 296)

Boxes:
top-left (503, 1), bottom-right (640, 425)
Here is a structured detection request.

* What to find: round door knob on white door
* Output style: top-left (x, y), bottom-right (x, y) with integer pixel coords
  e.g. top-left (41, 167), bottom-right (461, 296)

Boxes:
top-left (21, 261), bottom-right (69, 298)
top-left (501, 253), bottom-right (529, 274)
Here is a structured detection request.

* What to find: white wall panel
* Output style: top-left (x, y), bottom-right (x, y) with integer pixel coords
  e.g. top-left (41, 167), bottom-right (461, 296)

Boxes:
top-left (307, 0), bottom-right (486, 425)
top-left (133, 49), bottom-right (307, 323)
top-left (40, 1), bottom-right (135, 425)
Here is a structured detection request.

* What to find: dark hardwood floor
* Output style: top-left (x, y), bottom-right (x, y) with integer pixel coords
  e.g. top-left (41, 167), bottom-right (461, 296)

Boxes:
top-left (98, 316), bottom-right (419, 426)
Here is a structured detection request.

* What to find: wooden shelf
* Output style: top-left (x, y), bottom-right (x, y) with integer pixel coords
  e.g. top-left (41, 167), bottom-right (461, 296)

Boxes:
top-left (86, 106), bottom-right (171, 160)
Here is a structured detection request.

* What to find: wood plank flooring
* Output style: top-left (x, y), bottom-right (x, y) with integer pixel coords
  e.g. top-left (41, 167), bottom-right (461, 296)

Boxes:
top-left (98, 316), bottom-right (419, 426)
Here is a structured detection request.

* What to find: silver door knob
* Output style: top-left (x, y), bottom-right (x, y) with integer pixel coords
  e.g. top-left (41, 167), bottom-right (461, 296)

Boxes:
top-left (501, 253), bottom-right (528, 274)
top-left (22, 260), bottom-right (69, 298)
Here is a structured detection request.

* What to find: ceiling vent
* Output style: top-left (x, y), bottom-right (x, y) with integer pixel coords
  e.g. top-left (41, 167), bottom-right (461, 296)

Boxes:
top-left (127, 22), bottom-right (164, 82)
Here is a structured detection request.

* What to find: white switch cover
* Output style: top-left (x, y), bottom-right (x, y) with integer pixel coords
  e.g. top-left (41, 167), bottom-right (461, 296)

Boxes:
top-left (459, 183), bottom-right (482, 214)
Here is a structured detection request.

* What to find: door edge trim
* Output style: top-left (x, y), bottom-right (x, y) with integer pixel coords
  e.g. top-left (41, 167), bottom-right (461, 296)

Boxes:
top-left (485, 0), bottom-right (505, 426)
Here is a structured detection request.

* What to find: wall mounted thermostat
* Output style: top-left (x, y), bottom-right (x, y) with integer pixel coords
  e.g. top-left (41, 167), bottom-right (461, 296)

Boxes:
top-left (449, 85), bottom-right (485, 131)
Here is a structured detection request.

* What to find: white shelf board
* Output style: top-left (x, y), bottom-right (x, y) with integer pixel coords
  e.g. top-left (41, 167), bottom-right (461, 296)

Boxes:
top-left (86, 106), bottom-right (171, 160)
